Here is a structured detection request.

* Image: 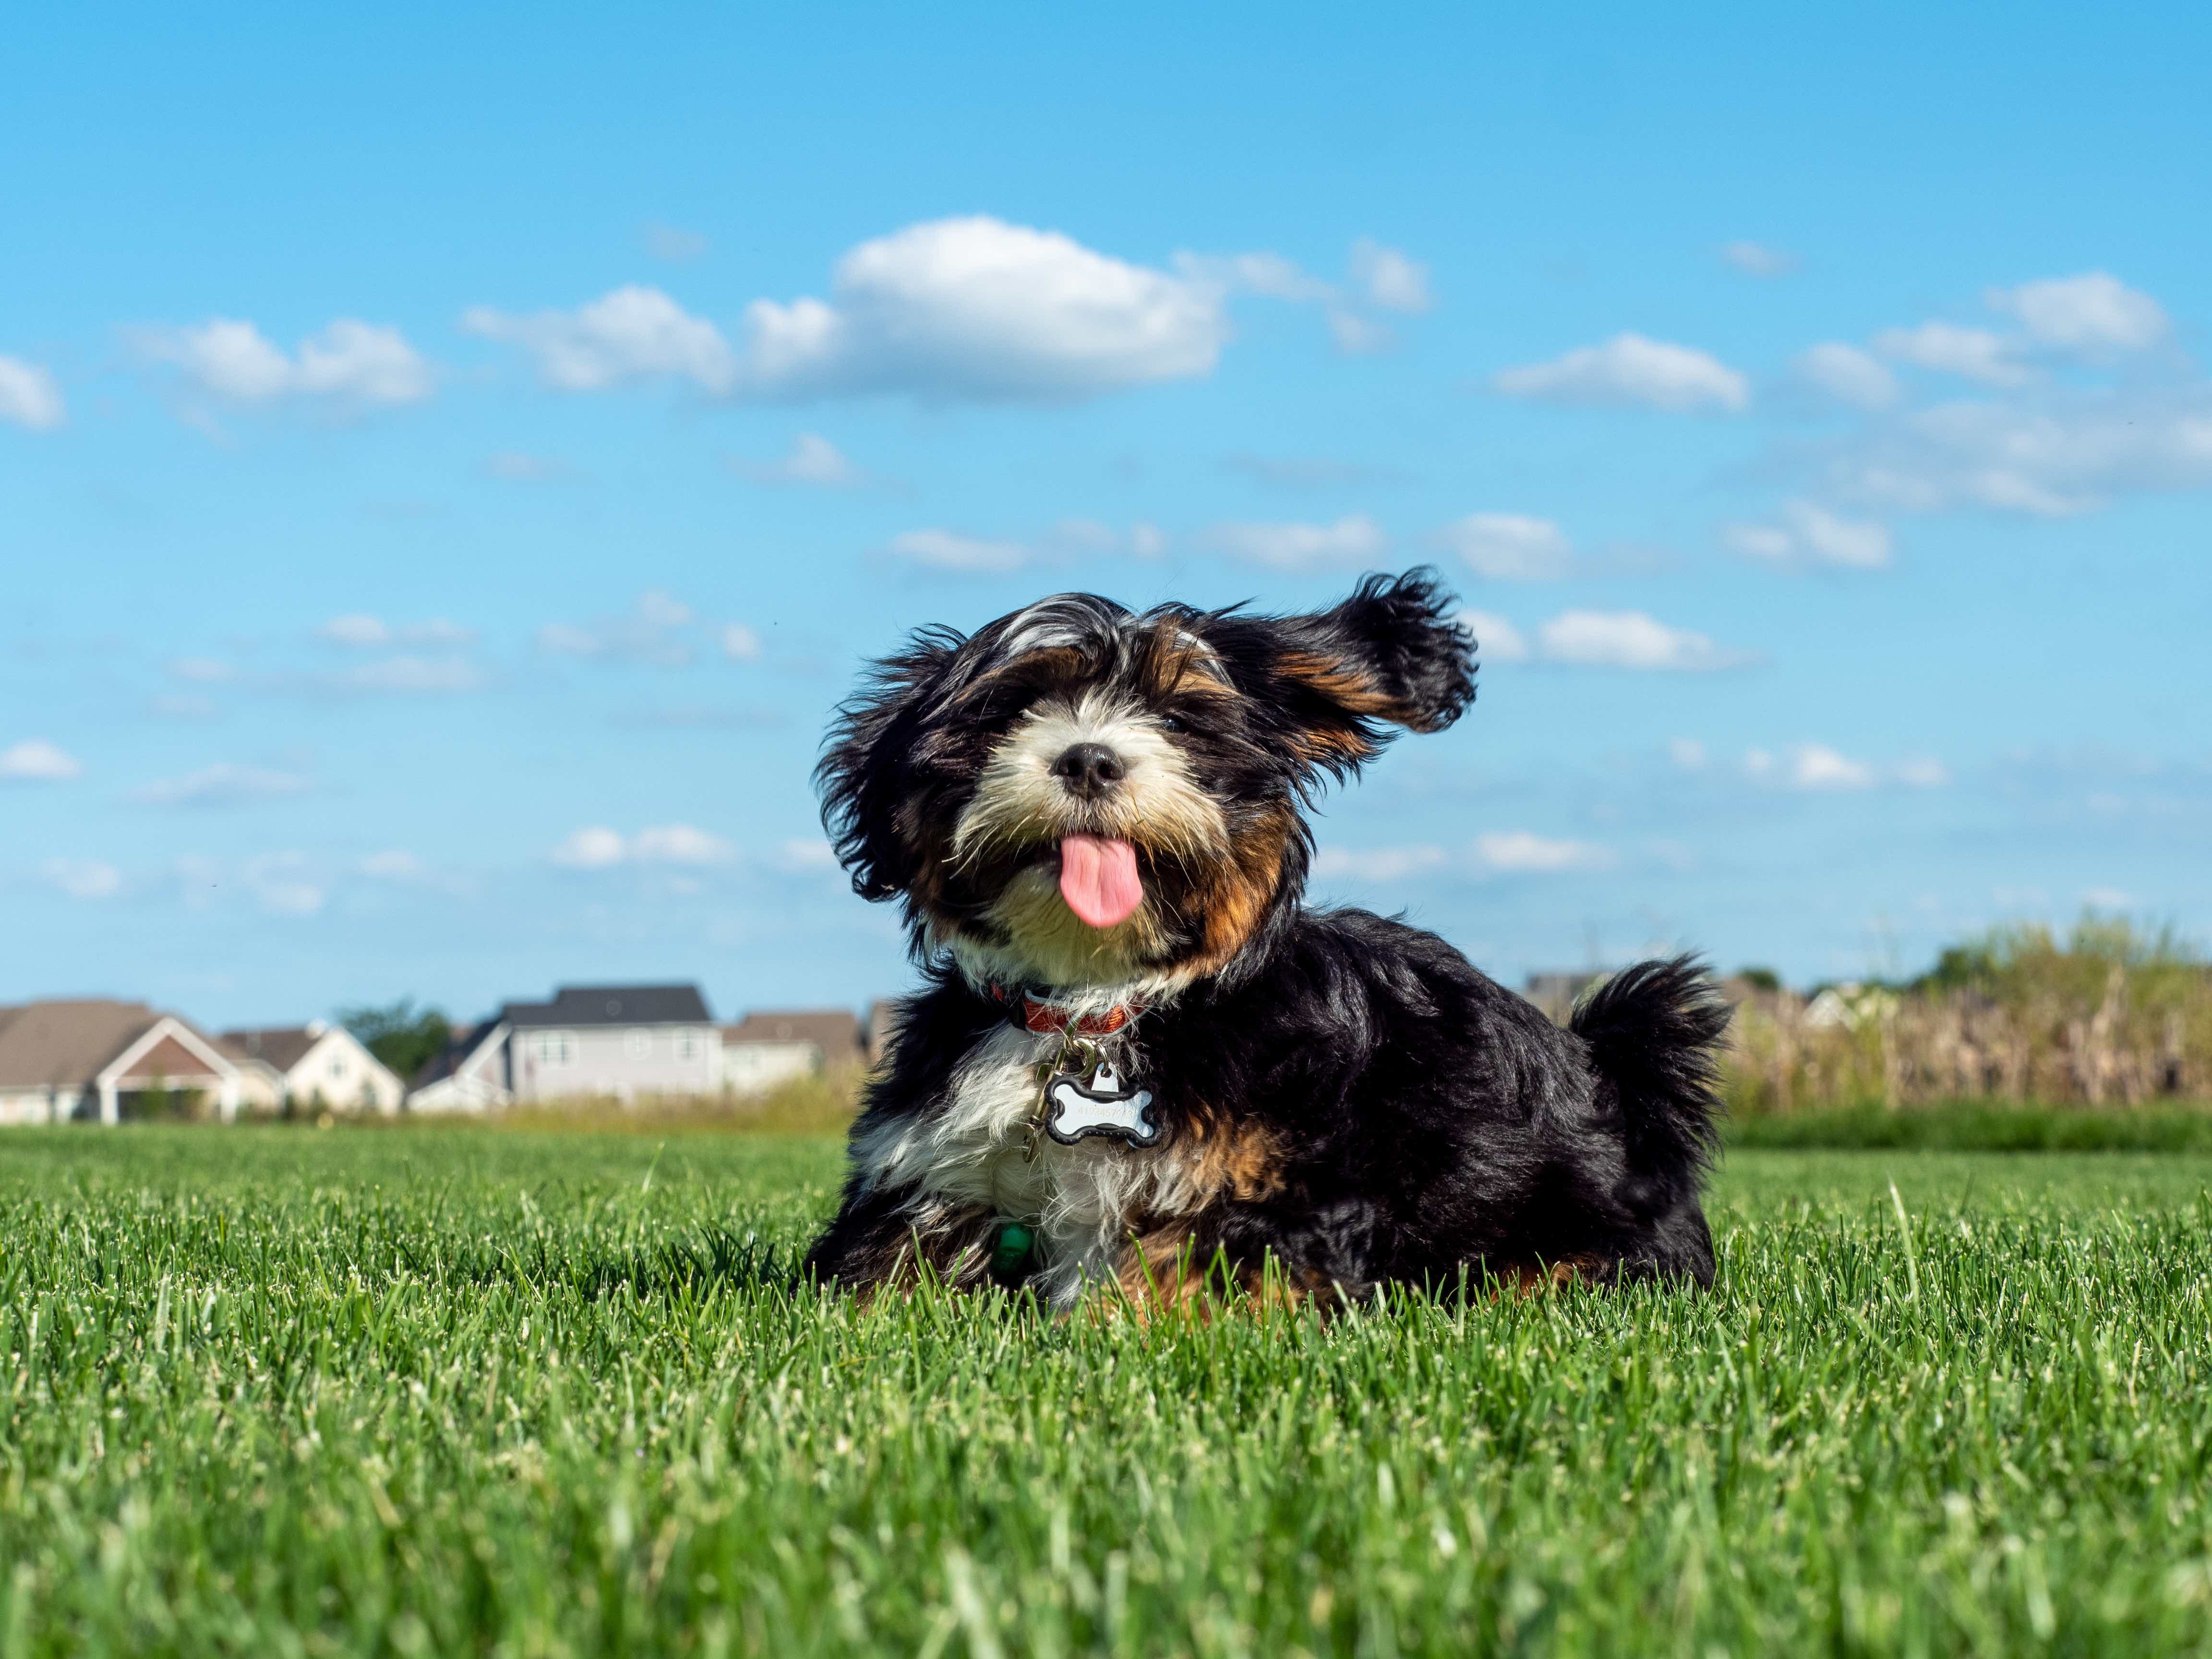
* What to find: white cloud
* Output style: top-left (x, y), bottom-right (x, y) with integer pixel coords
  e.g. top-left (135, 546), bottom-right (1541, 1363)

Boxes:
top-left (1175, 250), bottom-right (1334, 303)
top-left (1537, 611), bottom-right (1743, 671)
top-left (168, 658), bottom-right (235, 683)
top-left (1312, 844), bottom-right (1450, 881)
top-left (1458, 610), bottom-right (1529, 664)
top-left (244, 852), bottom-right (324, 917)
top-left (320, 613), bottom-right (389, 646)
top-left (1723, 241), bottom-right (1800, 277)
top-left (1, 739), bottom-right (82, 781)
top-left (1350, 240), bottom-right (1431, 312)
top-left (1823, 387), bottom-right (2212, 517)
top-left (42, 858), bottom-right (122, 900)
top-left (1439, 513), bottom-right (1573, 580)
top-left (777, 837), bottom-right (841, 871)
top-left (1327, 311), bottom-right (1393, 355)
top-left (722, 624), bottom-right (763, 660)
top-left (2082, 886), bottom-right (2136, 911)
top-left (1895, 757), bottom-right (1951, 788)
top-left (552, 824), bottom-right (735, 868)
top-left (630, 824), bottom-right (737, 865)
top-left (888, 528), bottom-right (1031, 574)
top-left (550, 826), bottom-right (627, 869)
top-left (141, 318), bottom-right (433, 407)
top-left (130, 763), bottom-right (311, 807)
top-left (1723, 500), bottom-right (1892, 569)
top-left (734, 432), bottom-right (866, 487)
top-left (1130, 522), bottom-right (1168, 560)
top-left (359, 849), bottom-right (426, 881)
top-left (742, 216), bottom-right (1229, 402)
top-left (0, 355), bottom-right (65, 430)
top-left (1873, 321), bottom-right (2030, 387)
top-left (1670, 738), bottom-right (1707, 770)
top-left (327, 656), bottom-right (483, 694)
top-left (1793, 342), bottom-right (1899, 410)
top-left (1204, 514), bottom-right (1387, 572)
top-left (1790, 744), bottom-right (1875, 790)
top-left (1987, 272), bottom-right (2167, 353)
top-left (464, 285), bottom-right (736, 393)
top-left (1475, 832), bottom-right (1613, 873)
top-left (1493, 333), bottom-right (1751, 413)
top-left (487, 450), bottom-right (564, 481)
top-left (536, 591), bottom-right (698, 663)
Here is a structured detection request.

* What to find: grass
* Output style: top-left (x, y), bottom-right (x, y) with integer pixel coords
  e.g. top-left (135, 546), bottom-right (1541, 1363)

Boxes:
top-left (2, 1131), bottom-right (2210, 1656)
top-left (1727, 1100), bottom-right (2212, 1153)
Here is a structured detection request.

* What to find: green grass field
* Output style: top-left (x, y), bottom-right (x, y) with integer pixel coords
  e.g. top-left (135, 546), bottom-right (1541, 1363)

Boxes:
top-left (4, 1130), bottom-right (2211, 1657)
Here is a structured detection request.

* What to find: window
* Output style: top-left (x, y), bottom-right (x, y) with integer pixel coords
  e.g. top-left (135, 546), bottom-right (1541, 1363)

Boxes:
top-left (536, 1032), bottom-right (574, 1064)
top-left (328, 1055), bottom-right (346, 1079)
top-left (626, 1030), bottom-right (651, 1058)
top-left (675, 1031), bottom-right (700, 1062)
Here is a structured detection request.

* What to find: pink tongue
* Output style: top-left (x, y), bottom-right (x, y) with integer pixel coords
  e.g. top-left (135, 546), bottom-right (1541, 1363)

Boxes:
top-left (1058, 834), bottom-right (1144, 929)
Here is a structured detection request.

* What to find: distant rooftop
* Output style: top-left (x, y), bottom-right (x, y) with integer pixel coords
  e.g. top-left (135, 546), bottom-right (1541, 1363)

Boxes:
top-left (500, 985), bottom-right (712, 1029)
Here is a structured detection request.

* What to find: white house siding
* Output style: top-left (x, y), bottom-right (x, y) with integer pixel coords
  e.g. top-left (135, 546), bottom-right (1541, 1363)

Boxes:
top-left (0, 1090), bottom-right (72, 1125)
top-left (288, 1031), bottom-right (403, 1113)
top-left (721, 1040), bottom-right (821, 1095)
top-left (509, 1024), bottom-right (719, 1102)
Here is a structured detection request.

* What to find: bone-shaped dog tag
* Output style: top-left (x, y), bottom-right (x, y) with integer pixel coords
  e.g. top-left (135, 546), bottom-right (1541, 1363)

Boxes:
top-left (1045, 1059), bottom-right (1159, 1148)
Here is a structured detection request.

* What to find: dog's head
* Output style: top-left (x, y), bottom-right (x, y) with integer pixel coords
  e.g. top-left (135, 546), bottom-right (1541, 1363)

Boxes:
top-left (818, 569), bottom-right (1476, 993)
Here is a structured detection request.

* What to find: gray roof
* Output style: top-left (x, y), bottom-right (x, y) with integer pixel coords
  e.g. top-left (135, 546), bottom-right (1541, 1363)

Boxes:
top-left (219, 1026), bottom-right (322, 1072)
top-left (723, 1010), bottom-right (866, 1058)
top-left (502, 984), bottom-right (712, 1029)
top-left (0, 999), bottom-right (165, 1088)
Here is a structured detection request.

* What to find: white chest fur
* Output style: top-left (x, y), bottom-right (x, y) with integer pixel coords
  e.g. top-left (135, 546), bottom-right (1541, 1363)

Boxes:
top-left (851, 1023), bottom-right (1198, 1309)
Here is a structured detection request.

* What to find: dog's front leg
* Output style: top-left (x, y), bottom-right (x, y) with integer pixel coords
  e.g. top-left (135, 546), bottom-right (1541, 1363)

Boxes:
top-left (804, 1182), bottom-right (998, 1300)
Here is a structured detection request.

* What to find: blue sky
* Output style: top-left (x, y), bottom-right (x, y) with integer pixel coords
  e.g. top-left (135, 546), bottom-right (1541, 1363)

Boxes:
top-left (5, 0), bottom-right (2209, 1029)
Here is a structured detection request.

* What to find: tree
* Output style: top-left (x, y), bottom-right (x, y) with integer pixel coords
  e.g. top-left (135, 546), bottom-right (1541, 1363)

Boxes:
top-left (338, 999), bottom-right (452, 1083)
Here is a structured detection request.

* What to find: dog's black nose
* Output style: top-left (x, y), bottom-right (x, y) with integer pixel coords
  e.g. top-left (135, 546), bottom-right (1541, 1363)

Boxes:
top-left (1051, 743), bottom-right (1126, 795)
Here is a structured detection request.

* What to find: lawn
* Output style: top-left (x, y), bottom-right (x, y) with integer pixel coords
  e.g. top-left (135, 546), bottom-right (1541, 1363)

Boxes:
top-left (2, 1130), bottom-right (2210, 1657)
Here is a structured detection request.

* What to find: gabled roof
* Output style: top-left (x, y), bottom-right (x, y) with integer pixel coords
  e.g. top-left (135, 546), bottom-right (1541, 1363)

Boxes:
top-left (722, 1010), bottom-right (866, 1058)
top-left (502, 985), bottom-right (712, 1028)
top-left (0, 999), bottom-right (162, 1088)
top-left (219, 1025), bottom-right (324, 1073)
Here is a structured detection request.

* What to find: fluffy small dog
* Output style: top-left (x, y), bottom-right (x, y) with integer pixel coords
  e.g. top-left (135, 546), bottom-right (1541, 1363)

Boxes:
top-left (804, 570), bottom-right (1728, 1310)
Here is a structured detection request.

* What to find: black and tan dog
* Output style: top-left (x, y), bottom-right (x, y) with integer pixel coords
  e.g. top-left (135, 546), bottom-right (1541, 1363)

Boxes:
top-left (804, 569), bottom-right (1727, 1310)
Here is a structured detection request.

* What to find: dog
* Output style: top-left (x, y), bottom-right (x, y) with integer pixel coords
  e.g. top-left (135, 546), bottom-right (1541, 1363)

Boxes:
top-left (803, 569), bottom-right (1728, 1311)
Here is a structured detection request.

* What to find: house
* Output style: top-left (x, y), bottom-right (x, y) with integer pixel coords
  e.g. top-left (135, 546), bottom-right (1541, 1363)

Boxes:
top-left (219, 1021), bottom-right (405, 1116)
top-left (406, 984), bottom-right (721, 1109)
top-left (406, 1021), bottom-right (512, 1113)
top-left (0, 999), bottom-right (241, 1124)
top-left (720, 1009), bottom-right (870, 1094)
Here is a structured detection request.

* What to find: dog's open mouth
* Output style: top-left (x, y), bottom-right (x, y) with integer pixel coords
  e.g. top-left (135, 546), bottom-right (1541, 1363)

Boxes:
top-left (1057, 834), bottom-right (1144, 929)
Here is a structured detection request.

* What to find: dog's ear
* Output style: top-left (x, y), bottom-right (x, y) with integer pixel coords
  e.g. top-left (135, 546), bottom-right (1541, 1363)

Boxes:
top-left (1240, 568), bottom-right (1476, 772)
top-left (816, 626), bottom-right (965, 902)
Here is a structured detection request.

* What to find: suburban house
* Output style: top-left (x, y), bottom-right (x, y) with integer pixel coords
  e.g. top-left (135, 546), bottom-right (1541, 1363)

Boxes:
top-left (409, 984), bottom-right (719, 1108)
top-left (219, 1022), bottom-right (405, 1115)
top-left (407, 983), bottom-right (878, 1109)
top-left (0, 999), bottom-right (242, 1124)
top-left (720, 1010), bottom-right (870, 1093)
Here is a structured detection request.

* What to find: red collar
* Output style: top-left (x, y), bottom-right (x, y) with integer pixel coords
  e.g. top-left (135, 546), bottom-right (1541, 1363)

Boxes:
top-left (985, 983), bottom-right (1142, 1037)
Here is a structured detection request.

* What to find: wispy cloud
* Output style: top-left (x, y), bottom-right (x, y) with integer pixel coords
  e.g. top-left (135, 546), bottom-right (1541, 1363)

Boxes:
top-left (137, 317), bottom-right (434, 413)
top-left (130, 763), bottom-right (311, 807)
top-left (550, 823), bottom-right (737, 868)
top-left (0, 355), bottom-right (65, 430)
top-left (732, 432), bottom-right (869, 488)
top-left (1439, 513), bottom-right (1573, 579)
top-left (0, 739), bottom-right (81, 781)
top-left (1536, 611), bottom-right (1748, 671)
top-left (1722, 240), bottom-right (1800, 277)
top-left (42, 858), bottom-right (121, 899)
top-left (1722, 500), bottom-right (1892, 569)
top-left (1493, 333), bottom-right (1750, 413)
top-left (1203, 514), bottom-right (1387, 572)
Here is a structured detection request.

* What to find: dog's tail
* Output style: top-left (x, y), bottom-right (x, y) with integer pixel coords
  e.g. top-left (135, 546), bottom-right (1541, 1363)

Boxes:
top-left (1569, 956), bottom-right (1731, 1209)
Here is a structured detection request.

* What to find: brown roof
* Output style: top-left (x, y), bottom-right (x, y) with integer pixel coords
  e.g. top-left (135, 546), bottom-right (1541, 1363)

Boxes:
top-left (0, 999), bottom-right (161, 1088)
top-left (113, 1034), bottom-right (229, 1086)
top-left (219, 1026), bottom-right (323, 1073)
top-left (722, 1010), bottom-right (866, 1060)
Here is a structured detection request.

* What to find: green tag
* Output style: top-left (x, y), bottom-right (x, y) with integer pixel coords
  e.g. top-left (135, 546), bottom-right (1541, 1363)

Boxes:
top-left (991, 1221), bottom-right (1035, 1278)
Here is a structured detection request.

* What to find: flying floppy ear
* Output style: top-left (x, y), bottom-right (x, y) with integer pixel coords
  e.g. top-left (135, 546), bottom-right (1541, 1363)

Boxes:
top-left (815, 627), bottom-right (965, 902)
top-left (1243, 568), bottom-right (1477, 773)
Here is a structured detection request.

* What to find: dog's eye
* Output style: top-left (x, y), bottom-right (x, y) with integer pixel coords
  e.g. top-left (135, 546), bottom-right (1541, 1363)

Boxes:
top-left (1159, 714), bottom-right (1188, 734)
